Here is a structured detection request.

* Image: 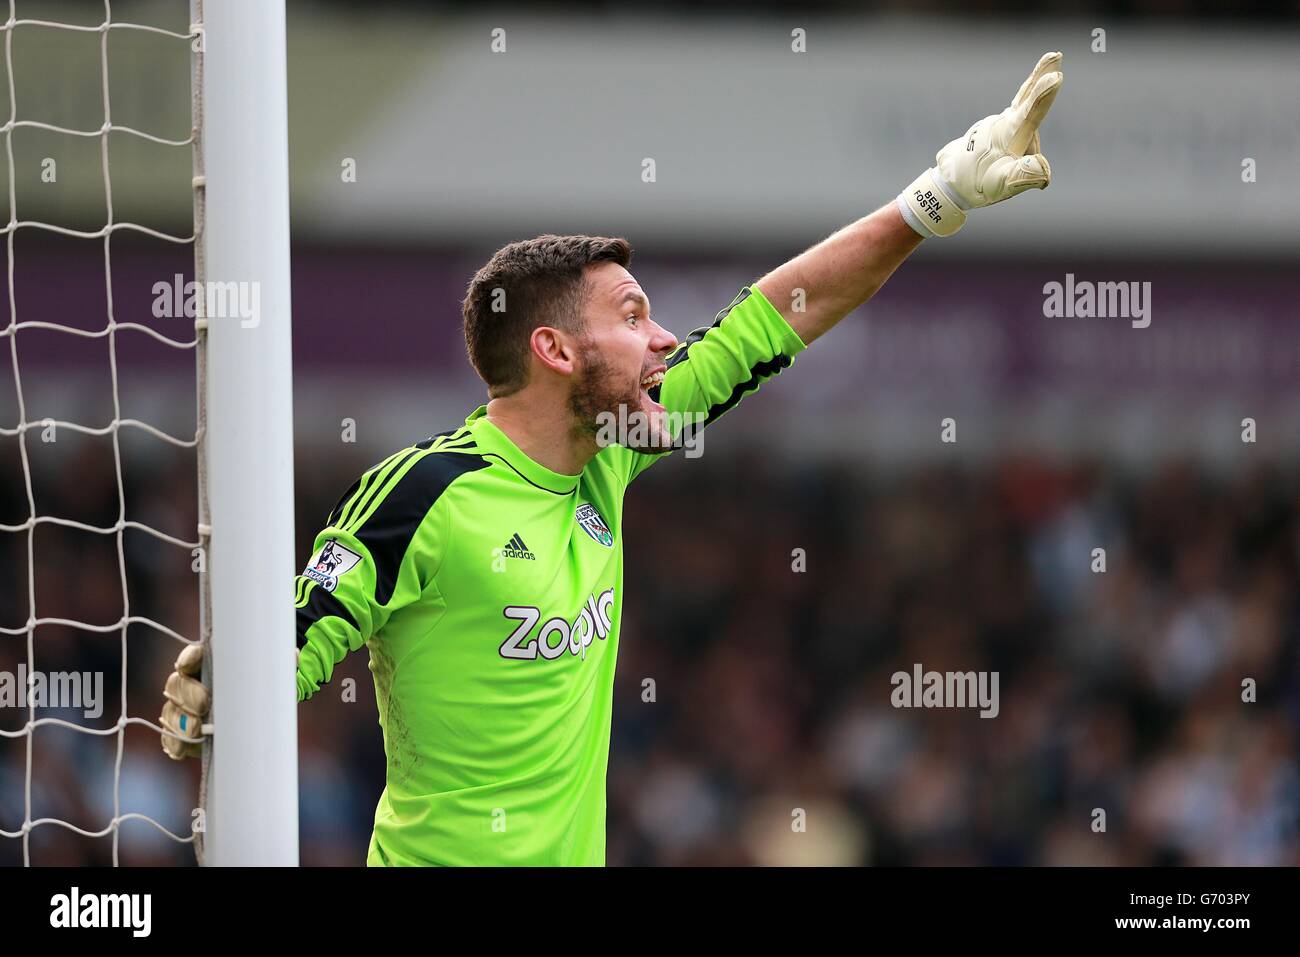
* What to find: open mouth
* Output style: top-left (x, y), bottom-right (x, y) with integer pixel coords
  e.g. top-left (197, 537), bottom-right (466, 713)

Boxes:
top-left (642, 366), bottom-right (665, 395)
top-left (640, 369), bottom-right (665, 409)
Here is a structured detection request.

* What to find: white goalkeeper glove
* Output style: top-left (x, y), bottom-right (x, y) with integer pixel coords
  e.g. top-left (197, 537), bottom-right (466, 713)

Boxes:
top-left (160, 643), bottom-right (209, 760)
top-left (898, 51), bottom-right (1063, 239)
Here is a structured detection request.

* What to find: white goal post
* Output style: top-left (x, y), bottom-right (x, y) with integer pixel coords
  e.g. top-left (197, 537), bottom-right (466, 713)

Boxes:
top-left (195, 0), bottom-right (298, 866)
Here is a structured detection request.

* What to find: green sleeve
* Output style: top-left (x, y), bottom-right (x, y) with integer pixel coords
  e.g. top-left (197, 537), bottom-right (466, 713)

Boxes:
top-left (294, 448), bottom-right (450, 701)
top-left (295, 526), bottom-right (382, 702)
top-left (603, 284), bottom-right (807, 484)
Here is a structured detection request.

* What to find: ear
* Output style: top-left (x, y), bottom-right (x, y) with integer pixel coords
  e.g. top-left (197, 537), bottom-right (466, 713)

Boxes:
top-left (530, 326), bottom-right (579, 377)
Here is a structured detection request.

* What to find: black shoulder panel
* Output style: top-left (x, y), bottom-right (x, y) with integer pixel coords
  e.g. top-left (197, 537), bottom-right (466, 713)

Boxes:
top-left (325, 475), bottom-right (364, 528)
top-left (355, 451), bottom-right (490, 605)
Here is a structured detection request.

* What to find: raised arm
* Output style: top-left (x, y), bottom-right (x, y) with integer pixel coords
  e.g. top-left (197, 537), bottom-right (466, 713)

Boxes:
top-left (756, 204), bottom-right (921, 346)
top-left (760, 51), bottom-right (1064, 346)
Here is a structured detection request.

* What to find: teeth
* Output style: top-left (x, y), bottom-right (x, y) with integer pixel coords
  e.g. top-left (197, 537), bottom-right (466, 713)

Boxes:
top-left (640, 371), bottom-right (664, 389)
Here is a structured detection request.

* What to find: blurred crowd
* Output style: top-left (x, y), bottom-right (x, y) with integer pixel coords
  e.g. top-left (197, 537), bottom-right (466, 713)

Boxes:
top-left (2, 432), bottom-right (1296, 866)
top-left (608, 452), bottom-right (1300, 866)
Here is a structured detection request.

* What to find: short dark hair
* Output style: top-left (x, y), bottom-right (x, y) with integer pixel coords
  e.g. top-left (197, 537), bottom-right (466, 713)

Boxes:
top-left (461, 234), bottom-right (633, 397)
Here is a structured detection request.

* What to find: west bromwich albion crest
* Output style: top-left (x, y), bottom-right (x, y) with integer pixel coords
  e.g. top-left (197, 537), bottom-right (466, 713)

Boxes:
top-left (575, 503), bottom-right (614, 547)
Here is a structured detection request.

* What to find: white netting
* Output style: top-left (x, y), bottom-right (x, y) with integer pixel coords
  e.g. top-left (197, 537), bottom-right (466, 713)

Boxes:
top-left (0, 0), bottom-right (207, 865)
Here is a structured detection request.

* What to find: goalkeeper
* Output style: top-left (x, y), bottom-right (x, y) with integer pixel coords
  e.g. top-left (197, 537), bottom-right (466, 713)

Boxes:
top-left (161, 53), bottom-right (1063, 864)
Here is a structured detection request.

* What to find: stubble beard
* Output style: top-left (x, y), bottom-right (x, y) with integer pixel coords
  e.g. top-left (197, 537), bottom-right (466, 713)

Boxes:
top-left (568, 342), bottom-right (667, 453)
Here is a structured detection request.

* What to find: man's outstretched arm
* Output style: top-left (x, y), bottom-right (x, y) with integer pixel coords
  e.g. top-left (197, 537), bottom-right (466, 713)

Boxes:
top-left (757, 203), bottom-right (921, 346)
top-left (759, 50), bottom-right (1064, 346)
top-left (610, 51), bottom-right (1062, 483)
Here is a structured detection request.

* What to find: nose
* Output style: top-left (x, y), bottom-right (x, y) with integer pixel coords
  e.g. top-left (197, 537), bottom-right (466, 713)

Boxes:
top-left (649, 319), bottom-right (678, 356)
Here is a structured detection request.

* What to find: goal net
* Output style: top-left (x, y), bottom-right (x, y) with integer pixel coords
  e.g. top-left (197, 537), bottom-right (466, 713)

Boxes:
top-left (0, 0), bottom-right (296, 866)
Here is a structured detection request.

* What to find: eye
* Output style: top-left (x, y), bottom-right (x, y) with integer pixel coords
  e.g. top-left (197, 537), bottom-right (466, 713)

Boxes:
top-left (625, 313), bottom-right (639, 326)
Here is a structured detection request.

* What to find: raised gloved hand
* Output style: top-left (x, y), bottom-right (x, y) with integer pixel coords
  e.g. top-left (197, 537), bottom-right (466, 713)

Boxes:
top-left (898, 51), bottom-right (1063, 238)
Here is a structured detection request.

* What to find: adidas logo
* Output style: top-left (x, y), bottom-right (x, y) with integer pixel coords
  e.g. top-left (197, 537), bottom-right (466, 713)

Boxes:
top-left (500, 533), bottom-right (536, 561)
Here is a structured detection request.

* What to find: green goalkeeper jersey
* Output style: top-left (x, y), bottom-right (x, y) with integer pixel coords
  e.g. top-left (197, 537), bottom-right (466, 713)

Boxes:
top-left (294, 285), bottom-right (806, 866)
